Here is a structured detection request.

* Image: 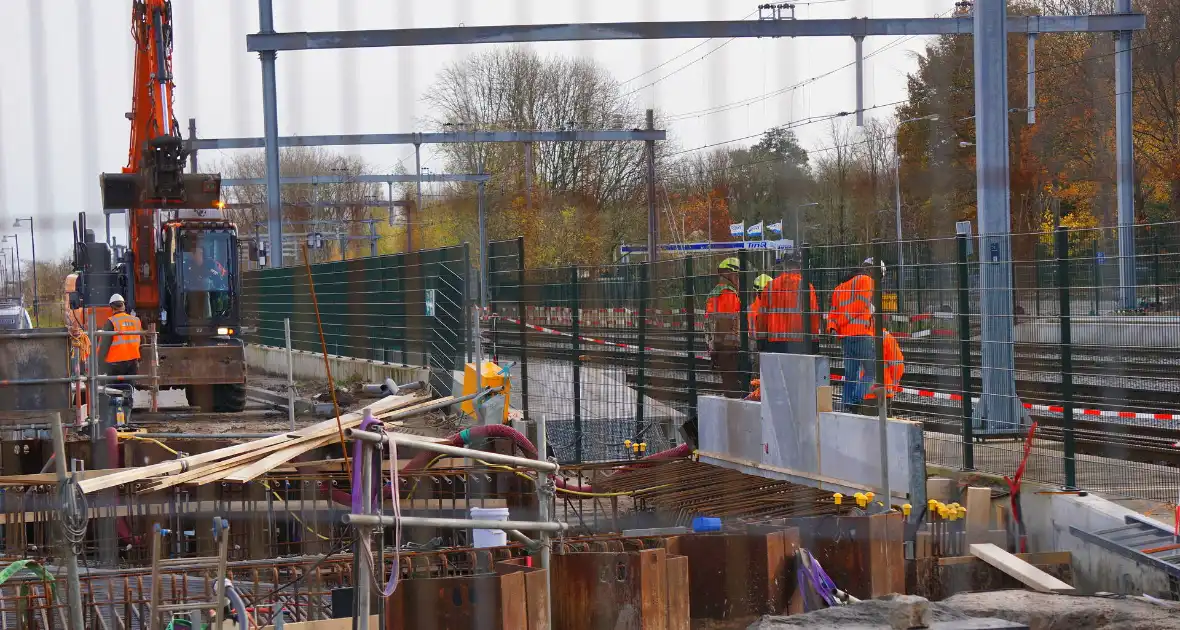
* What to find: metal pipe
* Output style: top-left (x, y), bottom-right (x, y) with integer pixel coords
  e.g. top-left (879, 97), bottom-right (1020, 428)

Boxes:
top-left (0, 330), bottom-right (72, 339)
top-left (353, 439), bottom-right (373, 623)
top-left (346, 428), bottom-right (559, 472)
top-left (344, 514), bottom-right (569, 531)
top-left (285, 318), bottom-right (295, 431)
top-left (507, 529), bottom-right (539, 551)
top-left (258, 0), bottom-right (284, 267)
top-left (120, 433), bottom-right (280, 439)
top-left (536, 377), bottom-right (553, 628)
top-left (50, 412), bottom-right (85, 630)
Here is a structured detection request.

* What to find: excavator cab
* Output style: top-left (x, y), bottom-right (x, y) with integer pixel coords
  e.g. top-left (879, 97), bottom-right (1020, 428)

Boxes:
top-left (161, 222), bottom-right (240, 341)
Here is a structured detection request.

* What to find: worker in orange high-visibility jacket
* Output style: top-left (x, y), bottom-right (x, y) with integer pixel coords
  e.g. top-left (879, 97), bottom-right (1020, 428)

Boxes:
top-left (863, 330), bottom-right (905, 403)
top-left (828, 258), bottom-right (880, 409)
top-left (758, 252), bottom-right (820, 355)
top-left (706, 257), bottom-right (744, 398)
top-left (98, 294), bottom-right (143, 379)
top-left (749, 274), bottom-right (773, 351)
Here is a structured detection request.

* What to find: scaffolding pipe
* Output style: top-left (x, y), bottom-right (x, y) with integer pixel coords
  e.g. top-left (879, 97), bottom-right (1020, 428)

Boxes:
top-left (344, 514), bottom-right (568, 531)
top-left (346, 428), bottom-right (559, 472)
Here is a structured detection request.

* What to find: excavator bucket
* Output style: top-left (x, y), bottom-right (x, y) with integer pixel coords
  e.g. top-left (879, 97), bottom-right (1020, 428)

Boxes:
top-left (100, 172), bottom-right (222, 210)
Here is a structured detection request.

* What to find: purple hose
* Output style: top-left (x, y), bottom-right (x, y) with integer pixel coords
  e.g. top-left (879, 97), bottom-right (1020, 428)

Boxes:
top-left (350, 409), bottom-right (381, 515)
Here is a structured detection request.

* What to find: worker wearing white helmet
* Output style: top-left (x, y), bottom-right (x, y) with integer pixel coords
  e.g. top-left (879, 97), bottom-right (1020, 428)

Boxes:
top-left (98, 294), bottom-right (143, 379)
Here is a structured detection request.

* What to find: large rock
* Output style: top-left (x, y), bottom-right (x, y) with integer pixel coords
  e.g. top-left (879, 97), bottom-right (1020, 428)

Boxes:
top-left (747, 595), bottom-right (1022, 629)
top-left (941, 590), bottom-right (1180, 630)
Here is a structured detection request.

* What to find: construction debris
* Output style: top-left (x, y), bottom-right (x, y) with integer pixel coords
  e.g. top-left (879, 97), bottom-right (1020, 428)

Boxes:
top-left (77, 392), bottom-right (433, 494)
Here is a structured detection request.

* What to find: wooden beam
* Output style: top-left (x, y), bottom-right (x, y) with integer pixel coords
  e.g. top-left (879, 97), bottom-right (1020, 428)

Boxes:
top-left (969, 543), bottom-right (1075, 593)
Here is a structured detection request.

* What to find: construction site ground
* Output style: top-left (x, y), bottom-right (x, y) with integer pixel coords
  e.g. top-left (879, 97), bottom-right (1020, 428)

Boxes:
top-left (750, 591), bottom-right (1180, 630)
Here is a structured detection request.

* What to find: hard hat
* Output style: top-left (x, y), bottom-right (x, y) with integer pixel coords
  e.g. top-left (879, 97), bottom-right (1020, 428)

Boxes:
top-left (109, 294), bottom-right (126, 305)
top-left (754, 274), bottom-right (773, 290)
top-left (718, 257), bottom-right (742, 272)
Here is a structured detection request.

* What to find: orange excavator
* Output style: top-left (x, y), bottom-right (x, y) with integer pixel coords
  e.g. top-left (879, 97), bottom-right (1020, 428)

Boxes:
top-left (68, 0), bottom-right (246, 412)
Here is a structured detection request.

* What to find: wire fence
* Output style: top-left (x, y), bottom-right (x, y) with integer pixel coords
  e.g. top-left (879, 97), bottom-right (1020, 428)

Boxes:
top-left (239, 222), bottom-right (1180, 503)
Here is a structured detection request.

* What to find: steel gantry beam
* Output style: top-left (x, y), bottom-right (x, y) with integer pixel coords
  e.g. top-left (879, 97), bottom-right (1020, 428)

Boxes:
top-left (245, 14), bottom-right (1146, 51)
top-left (190, 130), bottom-right (666, 151)
top-left (220, 173), bottom-right (490, 186)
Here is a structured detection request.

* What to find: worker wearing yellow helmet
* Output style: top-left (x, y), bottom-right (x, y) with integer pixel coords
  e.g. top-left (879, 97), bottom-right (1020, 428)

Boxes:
top-left (749, 274), bottom-right (773, 351)
top-left (706, 257), bottom-right (744, 397)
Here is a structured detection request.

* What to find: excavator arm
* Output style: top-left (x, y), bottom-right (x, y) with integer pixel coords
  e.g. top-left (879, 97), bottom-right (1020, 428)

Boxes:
top-left (99, 0), bottom-right (221, 311)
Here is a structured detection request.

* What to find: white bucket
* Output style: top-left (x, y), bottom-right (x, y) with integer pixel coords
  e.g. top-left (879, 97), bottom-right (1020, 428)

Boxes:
top-left (469, 506), bottom-right (510, 548)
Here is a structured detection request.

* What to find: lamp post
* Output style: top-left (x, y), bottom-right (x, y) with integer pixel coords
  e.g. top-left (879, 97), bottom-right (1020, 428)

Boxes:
top-left (1, 235), bottom-right (20, 309)
top-left (0, 248), bottom-right (12, 298)
top-left (794, 202), bottom-right (820, 248)
top-left (894, 114), bottom-right (939, 303)
top-left (13, 217), bottom-right (37, 325)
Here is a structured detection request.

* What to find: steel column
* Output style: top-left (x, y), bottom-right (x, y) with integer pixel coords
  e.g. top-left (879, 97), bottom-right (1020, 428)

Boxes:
top-left (646, 109), bottom-right (657, 263)
top-left (1115, 0), bottom-right (1136, 309)
top-left (571, 266), bottom-right (582, 462)
top-left (1026, 34), bottom-right (1037, 125)
top-left (258, 0), bottom-right (284, 267)
top-left (872, 240), bottom-right (889, 507)
top-left (973, 0), bottom-right (1023, 433)
top-left (854, 36), bottom-right (865, 127)
top-left (516, 236), bottom-right (530, 424)
top-left (50, 412), bottom-right (85, 630)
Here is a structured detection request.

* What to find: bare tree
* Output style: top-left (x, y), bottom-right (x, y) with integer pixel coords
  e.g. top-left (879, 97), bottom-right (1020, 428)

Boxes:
top-left (211, 147), bottom-right (384, 262)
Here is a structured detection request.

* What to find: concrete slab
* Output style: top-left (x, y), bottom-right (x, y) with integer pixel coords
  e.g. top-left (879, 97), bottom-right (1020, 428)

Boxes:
top-left (759, 353), bottom-right (829, 473)
top-left (818, 412), bottom-right (925, 501)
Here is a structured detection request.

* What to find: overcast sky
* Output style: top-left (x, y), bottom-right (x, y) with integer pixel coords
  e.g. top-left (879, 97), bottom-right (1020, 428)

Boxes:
top-left (0, 0), bottom-right (952, 260)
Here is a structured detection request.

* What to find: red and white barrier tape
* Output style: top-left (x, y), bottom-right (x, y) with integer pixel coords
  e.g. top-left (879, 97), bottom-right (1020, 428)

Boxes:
top-left (829, 374), bottom-right (1180, 422)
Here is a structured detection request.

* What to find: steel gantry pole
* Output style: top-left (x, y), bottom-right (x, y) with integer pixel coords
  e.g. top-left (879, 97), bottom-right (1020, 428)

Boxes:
top-left (973, 0), bottom-right (1023, 433)
top-left (646, 109), bottom-right (657, 264)
top-left (259, 0), bottom-right (284, 267)
top-left (1115, 0), bottom-right (1136, 310)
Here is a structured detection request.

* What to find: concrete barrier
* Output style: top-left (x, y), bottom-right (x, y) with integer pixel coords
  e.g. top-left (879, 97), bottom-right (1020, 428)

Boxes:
top-left (246, 344), bottom-right (428, 385)
top-left (1021, 491), bottom-right (1175, 596)
top-left (698, 352), bottom-right (926, 507)
top-left (1015, 316), bottom-right (1180, 348)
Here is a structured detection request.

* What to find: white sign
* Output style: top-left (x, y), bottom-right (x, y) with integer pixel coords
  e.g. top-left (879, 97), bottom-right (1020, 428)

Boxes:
top-left (425, 289), bottom-right (436, 317)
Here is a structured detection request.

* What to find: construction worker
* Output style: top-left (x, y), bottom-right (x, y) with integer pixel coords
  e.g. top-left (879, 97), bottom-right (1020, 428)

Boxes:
top-left (749, 274), bottom-right (773, 351)
top-left (758, 252), bottom-right (820, 355)
top-left (828, 258), bottom-right (879, 409)
top-left (98, 294), bottom-right (143, 378)
top-left (862, 329), bottom-right (905, 407)
top-left (705, 257), bottom-right (743, 398)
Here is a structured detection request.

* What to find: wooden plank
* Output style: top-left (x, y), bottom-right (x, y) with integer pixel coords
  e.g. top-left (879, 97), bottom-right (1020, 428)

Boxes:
top-left (964, 487), bottom-right (991, 544)
top-left (939, 551), bottom-right (1071, 567)
top-left (926, 477), bottom-right (954, 504)
top-left (222, 434), bottom-right (346, 483)
top-left (968, 543), bottom-right (1075, 593)
top-left (78, 393), bottom-right (421, 494)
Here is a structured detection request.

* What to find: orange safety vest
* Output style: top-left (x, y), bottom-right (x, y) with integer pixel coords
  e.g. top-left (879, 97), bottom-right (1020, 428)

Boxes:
top-left (864, 332), bottom-right (905, 400)
top-left (759, 272), bottom-right (820, 343)
top-left (827, 274), bottom-right (874, 337)
top-left (105, 312), bottom-right (143, 363)
top-left (705, 283), bottom-right (741, 351)
top-left (748, 295), bottom-right (764, 339)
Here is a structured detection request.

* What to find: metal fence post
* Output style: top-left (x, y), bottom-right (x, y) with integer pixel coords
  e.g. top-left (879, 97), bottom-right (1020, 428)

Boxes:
top-left (1093, 247), bottom-right (1101, 315)
top-left (801, 243), bottom-right (816, 355)
top-left (571, 266), bottom-right (582, 463)
top-left (872, 240), bottom-right (890, 510)
top-left (463, 243), bottom-right (472, 364)
top-left (1153, 236), bottom-right (1161, 308)
top-left (636, 263), bottom-right (649, 441)
top-left (684, 256), bottom-right (697, 417)
top-left (738, 249), bottom-right (752, 394)
top-left (1056, 227), bottom-right (1077, 489)
top-left (515, 237), bottom-right (530, 424)
top-left (956, 234), bottom-right (974, 470)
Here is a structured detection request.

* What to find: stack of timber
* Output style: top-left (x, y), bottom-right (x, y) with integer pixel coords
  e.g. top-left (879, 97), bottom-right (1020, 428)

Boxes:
top-left (78, 393), bottom-right (440, 495)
